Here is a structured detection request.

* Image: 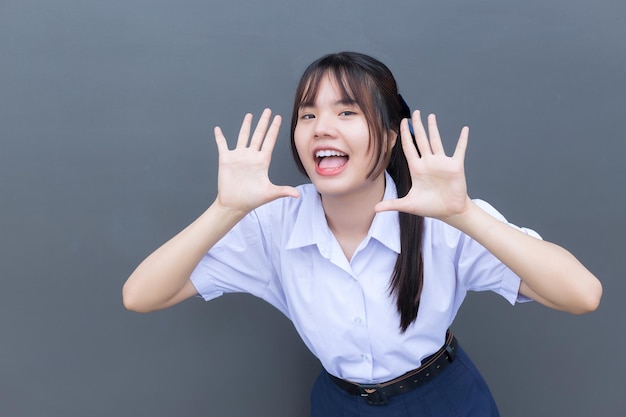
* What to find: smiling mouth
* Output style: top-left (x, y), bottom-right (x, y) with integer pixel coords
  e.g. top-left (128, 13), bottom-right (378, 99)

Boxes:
top-left (315, 150), bottom-right (349, 170)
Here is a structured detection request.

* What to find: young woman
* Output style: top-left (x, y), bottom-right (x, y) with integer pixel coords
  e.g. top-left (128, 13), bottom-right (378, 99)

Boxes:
top-left (123, 52), bottom-right (602, 416)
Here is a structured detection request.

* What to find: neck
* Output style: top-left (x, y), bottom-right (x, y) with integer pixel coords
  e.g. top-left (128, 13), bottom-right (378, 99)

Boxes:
top-left (321, 174), bottom-right (386, 259)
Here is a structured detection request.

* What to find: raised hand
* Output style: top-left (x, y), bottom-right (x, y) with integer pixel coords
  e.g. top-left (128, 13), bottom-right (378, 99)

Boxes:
top-left (214, 108), bottom-right (300, 214)
top-left (375, 110), bottom-right (470, 221)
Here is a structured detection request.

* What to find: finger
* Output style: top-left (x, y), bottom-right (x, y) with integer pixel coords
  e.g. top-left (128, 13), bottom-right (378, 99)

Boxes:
top-left (269, 185), bottom-right (301, 200)
top-left (411, 110), bottom-right (432, 155)
top-left (236, 113), bottom-right (253, 148)
top-left (249, 108), bottom-right (273, 149)
top-left (399, 119), bottom-right (420, 165)
top-left (374, 198), bottom-right (408, 214)
top-left (260, 115), bottom-right (282, 153)
top-left (214, 126), bottom-right (229, 153)
top-left (427, 114), bottom-right (446, 155)
top-left (452, 126), bottom-right (469, 160)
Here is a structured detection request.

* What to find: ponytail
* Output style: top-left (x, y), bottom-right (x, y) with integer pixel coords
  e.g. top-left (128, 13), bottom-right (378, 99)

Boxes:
top-left (388, 94), bottom-right (425, 332)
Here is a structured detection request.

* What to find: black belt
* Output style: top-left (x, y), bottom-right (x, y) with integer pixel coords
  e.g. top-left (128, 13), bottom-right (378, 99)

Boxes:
top-left (328, 331), bottom-right (458, 405)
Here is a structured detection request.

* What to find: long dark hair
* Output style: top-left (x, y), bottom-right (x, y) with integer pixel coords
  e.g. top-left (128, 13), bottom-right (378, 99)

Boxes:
top-left (289, 52), bottom-right (424, 332)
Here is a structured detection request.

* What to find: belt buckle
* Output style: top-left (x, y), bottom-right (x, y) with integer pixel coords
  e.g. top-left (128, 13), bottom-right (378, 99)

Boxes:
top-left (359, 384), bottom-right (388, 405)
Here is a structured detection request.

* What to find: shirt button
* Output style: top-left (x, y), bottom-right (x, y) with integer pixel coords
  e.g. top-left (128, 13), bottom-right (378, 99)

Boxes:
top-left (353, 317), bottom-right (363, 325)
top-left (361, 354), bottom-right (370, 362)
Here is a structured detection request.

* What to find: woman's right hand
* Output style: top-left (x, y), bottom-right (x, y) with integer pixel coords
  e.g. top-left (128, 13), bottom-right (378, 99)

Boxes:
top-left (123, 109), bottom-right (299, 313)
top-left (214, 108), bottom-right (300, 214)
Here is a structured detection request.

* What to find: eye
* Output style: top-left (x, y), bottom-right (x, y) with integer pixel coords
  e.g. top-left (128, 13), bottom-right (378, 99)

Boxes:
top-left (339, 110), bottom-right (356, 116)
top-left (300, 113), bottom-right (315, 120)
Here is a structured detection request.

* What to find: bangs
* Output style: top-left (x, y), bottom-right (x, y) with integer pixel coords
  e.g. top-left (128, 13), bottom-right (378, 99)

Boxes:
top-left (297, 66), bottom-right (368, 111)
top-left (295, 66), bottom-right (375, 121)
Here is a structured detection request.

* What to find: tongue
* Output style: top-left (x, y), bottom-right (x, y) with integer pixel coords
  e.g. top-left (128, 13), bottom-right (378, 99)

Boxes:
top-left (318, 156), bottom-right (348, 169)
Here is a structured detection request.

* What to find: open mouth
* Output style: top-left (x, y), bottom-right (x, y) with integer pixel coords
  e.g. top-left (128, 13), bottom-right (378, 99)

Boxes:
top-left (315, 149), bottom-right (349, 171)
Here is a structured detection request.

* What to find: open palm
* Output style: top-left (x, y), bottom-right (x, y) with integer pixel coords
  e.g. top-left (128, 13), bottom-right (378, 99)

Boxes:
top-left (375, 111), bottom-right (470, 220)
top-left (214, 109), bottom-right (299, 213)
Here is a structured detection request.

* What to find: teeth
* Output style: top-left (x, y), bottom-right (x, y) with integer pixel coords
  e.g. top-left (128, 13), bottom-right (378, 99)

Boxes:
top-left (315, 150), bottom-right (347, 158)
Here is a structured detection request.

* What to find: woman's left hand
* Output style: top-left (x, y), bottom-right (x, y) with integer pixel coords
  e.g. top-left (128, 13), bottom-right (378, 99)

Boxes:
top-left (377, 111), bottom-right (602, 314)
top-left (375, 110), bottom-right (471, 221)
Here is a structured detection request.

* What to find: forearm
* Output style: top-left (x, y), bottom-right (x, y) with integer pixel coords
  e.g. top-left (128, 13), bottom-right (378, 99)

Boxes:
top-left (444, 200), bottom-right (602, 313)
top-left (122, 200), bottom-right (247, 312)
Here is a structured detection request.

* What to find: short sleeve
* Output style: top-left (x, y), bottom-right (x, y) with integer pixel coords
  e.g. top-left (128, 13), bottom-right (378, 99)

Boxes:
top-left (456, 199), bottom-right (540, 304)
top-left (189, 210), bottom-right (276, 302)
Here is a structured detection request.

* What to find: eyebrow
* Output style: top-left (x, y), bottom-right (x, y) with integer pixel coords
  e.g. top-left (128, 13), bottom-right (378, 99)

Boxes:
top-left (299, 98), bottom-right (358, 109)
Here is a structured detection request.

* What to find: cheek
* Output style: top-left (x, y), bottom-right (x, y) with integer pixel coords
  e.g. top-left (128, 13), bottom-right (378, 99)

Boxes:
top-left (293, 127), bottom-right (307, 159)
top-left (362, 134), bottom-right (385, 173)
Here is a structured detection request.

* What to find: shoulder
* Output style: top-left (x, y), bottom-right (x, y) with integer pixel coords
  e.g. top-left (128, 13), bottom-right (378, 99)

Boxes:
top-left (423, 199), bottom-right (505, 247)
top-left (251, 183), bottom-right (319, 228)
top-left (472, 198), bottom-right (508, 222)
top-left (256, 183), bottom-right (317, 214)
top-left (424, 198), bottom-right (540, 250)
top-left (214, 183), bottom-right (318, 253)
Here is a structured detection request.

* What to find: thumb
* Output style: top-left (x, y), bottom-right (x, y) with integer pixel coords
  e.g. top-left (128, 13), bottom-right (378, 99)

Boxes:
top-left (272, 185), bottom-right (300, 200)
top-left (374, 198), bottom-right (401, 213)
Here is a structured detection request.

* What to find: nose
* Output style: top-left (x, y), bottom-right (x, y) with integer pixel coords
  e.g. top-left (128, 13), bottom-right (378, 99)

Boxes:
top-left (313, 112), bottom-right (338, 138)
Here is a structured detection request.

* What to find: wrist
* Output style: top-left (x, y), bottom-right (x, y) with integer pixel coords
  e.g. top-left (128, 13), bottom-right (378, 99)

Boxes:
top-left (209, 198), bottom-right (250, 224)
top-left (439, 198), bottom-right (479, 231)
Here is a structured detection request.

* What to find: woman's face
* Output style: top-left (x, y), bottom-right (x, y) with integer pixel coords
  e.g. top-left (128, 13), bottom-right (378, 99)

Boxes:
top-left (293, 75), bottom-right (387, 200)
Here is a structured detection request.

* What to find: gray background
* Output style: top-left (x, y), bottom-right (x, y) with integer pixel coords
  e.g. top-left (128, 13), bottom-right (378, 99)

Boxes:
top-left (1, 0), bottom-right (624, 416)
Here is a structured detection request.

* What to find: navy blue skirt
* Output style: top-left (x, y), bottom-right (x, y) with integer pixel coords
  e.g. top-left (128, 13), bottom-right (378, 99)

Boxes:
top-left (310, 344), bottom-right (500, 417)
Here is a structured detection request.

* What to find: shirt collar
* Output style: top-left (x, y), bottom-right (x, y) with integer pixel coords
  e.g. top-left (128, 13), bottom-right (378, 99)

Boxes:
top-left (286, 171), bottom-right (400, 255)
top-left (369, 172), bottom-right (401, 253)
top-left (285, 186), bottom-right (332, 253)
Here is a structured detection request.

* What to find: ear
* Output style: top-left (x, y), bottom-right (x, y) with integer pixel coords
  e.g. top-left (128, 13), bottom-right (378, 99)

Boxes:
top-left (387, 130), bottom-right (398, 151)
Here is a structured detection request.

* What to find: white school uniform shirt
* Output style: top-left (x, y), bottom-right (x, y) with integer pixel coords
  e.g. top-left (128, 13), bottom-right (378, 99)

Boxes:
top-left (190, 172), bottom-right (537, 384)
